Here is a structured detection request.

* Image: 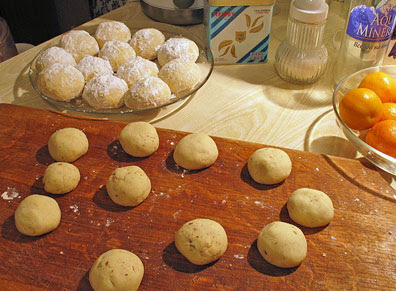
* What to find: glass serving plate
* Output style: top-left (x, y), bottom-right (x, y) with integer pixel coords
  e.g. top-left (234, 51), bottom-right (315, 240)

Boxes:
top-left (29, 27), bottom-right (214, 115)
top-left (333, 65), bottom-right (396, 175)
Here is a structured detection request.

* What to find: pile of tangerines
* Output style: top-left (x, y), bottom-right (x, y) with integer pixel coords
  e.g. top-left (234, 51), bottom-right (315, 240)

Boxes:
top-left (339, 71), bottom-right (396, 159)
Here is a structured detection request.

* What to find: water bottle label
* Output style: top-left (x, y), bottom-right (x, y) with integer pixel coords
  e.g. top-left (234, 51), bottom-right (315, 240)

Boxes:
top-left (346, 0), bottom-right (396, 42)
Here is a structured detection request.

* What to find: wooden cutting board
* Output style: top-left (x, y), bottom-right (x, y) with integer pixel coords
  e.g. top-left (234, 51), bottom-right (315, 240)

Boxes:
top-left (0, 104), bottom-right (395, 290)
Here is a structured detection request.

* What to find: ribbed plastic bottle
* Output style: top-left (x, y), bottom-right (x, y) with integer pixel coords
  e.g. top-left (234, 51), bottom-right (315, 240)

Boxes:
top-left (333, 0), bottom-right (396, 87)
top-left (275, 0), bottom-right (329, 84)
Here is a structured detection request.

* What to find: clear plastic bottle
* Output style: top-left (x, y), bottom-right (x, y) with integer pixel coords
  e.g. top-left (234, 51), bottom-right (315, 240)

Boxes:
top-left (275, 0), bottom-right (329, 84)
top-left (333, 0), bottom-right (396, 87)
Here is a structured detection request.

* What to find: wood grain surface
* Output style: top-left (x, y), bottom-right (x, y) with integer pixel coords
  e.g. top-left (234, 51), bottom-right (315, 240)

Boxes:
top-left (0, 104), bottom-right (395, 291)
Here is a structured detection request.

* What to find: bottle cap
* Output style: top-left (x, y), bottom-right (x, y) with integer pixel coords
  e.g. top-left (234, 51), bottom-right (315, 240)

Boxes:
top-left (289, 0), bottom-right (328, 23)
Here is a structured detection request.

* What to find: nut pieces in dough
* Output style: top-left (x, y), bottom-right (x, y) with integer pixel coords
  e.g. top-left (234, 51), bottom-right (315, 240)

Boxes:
top-left (48, 128), bottom-right (89, 162)
top-left (173, 133), bottom-right (218, 170)
top-left (175, 218), bottom-right (228, 265)
top-left (14, 194), bottom-right (61, 236)
top-left (43, 162), bottom-right (80, 194)
top-left (119, 122), bottom-right (159, 157)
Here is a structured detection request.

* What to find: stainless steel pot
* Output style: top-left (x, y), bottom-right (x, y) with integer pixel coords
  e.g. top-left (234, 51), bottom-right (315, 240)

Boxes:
top-left (140, 0), bottom-right (204, 25)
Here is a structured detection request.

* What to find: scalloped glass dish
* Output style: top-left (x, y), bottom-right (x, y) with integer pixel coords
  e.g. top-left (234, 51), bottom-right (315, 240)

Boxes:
top-left (29, 28), bottom-right (214, 115)
top-left (333, 65), bottom-right (396, 175)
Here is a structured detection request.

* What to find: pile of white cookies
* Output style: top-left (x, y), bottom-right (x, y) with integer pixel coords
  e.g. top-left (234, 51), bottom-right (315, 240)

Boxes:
top-left (13, 123), bottom-right (334, 290)
top-left (35, 21), bottom-right (202, 111)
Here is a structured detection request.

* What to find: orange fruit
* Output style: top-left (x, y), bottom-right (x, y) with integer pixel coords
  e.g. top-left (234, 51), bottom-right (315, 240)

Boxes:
top-left (358, 71), bottom-right (396, 103)
top-left (366, 119), bottom-right (396, 158)
top-left (339, 88), bottom-right (383, 130)
top-left (380, 102), bottom-right (396, 121)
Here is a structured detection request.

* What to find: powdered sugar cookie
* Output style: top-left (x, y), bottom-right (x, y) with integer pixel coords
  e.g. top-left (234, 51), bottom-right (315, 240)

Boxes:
top-left (130, 28), bottom-right (165, 60)
top-left (95, 21), bottom-right (131, 48)
top-left (157, 37), bottom-right (199, 67)
top-left (36, 46), bottom-right (76, 72)
top-left (98, 40), bottom-right (136, 71)
top-left (116, 56), bottom-right (159, 87)
top-left (77, 56), bottom-right (113, 81)
top-left (59, 30), bottom-right (99, 63)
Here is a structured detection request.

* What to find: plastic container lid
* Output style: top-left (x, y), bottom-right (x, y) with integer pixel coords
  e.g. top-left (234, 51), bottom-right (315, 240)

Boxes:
top-left (289, 0), bottom-right (328, 23)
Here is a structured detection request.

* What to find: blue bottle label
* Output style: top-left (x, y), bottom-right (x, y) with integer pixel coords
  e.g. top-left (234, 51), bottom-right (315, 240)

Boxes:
top-left (346, 0), bottom-right (396, 42)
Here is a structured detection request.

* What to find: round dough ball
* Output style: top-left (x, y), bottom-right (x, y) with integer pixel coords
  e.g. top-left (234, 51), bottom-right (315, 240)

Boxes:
top-left (247, 148), bottom-right (292, 185)
top-left (15, 194), bottom-right (61, 236)
top-left (37, 63), bottom-right (85, 102)
top-left (59, 30), bottom-right (99, 63)
top-left (36, 46), bottom-right (76, 72)
top-left (95, 21), bottom-right (131, 48)
top-left (116, 56), bottom-right (159, 87)
top-left (89, 249), bottom-right (144, 291)
top-left (82, 74), bottom-right (128, 109)
top-left (124, 77), bottom-right (171, 110)
top-left (257, 221), bottom-right (307, 268)
top-left (129, 28), bottom-right (165, 60)
top-left (287, 188), bottom-right (334, 227)
top-left (48, 128), bottom-right (89, 162)
top-left (119, 122), bottom-right (159, 157)
top-left (43, 162), bottom-right (80, 194)
top-left (175, 218), bottom-right (227, 265)
top-left (159, 58), bottom-right (201, 93)
top-left (173, 133), bottom-right (218, 170)
top-left (106, 166), bottom-right (151, 206)
top-left (77, 56), bottom-right (113, 82)
top-left (99, 40), bottom-right (136, 71)
top-left (157, 37), bottom-right (199, 67)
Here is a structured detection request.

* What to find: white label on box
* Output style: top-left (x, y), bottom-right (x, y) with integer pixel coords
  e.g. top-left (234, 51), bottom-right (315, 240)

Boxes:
top-left (208, 5), bottom-right (273, 64)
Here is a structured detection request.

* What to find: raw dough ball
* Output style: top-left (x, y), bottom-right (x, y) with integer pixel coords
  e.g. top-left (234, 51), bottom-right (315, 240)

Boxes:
top-left (257, 221), bottom-right (307, 268)
top-left (77, 56), bottom-right (113, 81)
top-left (89, 249), bottom-right (144, 291)
top-left (43, 162), bottom-right (80, 194)
top-left (247, 148), bottom-right (292, 185)
top-left (119, 122), bottom-right (159, 157)
top-left (159, 58), bottom-right (201, 93)
top-left (14, 194), bottom-right (61, 236)
top-left (37, 63), bottom-right (85, 102)
top-left (36, 46), bottom-right (76, 72)
top-left (173, 133), bottom-right (218, 170)
top-left (82, 74), bottom-right (128, 109)
top-left (157, 37), bottom-right (199, 67)
top-left (106, 166), bottom-right (151, 206)
top-left (116, 56), bottom-right (159, 87)
top-left (124, 77), bottom-right (171, 110)
top-left (129, 28), bottom-right (165, 60)
top-left (95, 21), bottom-right (132, 48)
top-left (175, 218), bottom-right (227, 265)
top-left (48, 128), bottom-right (89, 162)
top-left (59, 30), bottom-right (99, 63)
top-left (99, 40), bottom-right (136, 71)
top-left (287, 188), bottom-right (334, 227)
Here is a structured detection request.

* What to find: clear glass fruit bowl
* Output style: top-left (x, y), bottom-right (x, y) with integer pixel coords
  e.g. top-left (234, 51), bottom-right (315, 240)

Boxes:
top-left (29, 26), bottom-right (214, 115)
top-left (333, 65), bottom-right (396, 175)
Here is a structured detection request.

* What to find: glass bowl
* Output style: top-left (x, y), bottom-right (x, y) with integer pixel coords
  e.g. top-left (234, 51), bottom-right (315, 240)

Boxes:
top-left (333, 65), bottom-right (396, 175)
top-left (29, 27), bottom-right (214, 115)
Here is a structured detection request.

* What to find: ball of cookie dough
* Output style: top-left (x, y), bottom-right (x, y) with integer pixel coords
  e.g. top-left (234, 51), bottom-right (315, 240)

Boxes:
top-left (43, 162), bottom-right (80, 194)
top-left (77, 56), bottom-right (113, 82)
top-left (48, 128), bottom-right (89, 162)
top-left (247, 148), bottom-right (292, 185)
top-left (89, 249), bottom-right (144, 291)
top-left (116, 56), bottom-right (159, 87)
top-left (173, 133), bottom-right (218, 170)
top-left (59, 30), bottom-right (99, 63)
top-left (287, 188), bottom-right (334, 228)
top-left (175, 218), bottom-right (227, 265)
top-left (99, 40), bottom-right (136, 71)
top-left (124, 77), bottom-right (171, 110)
top-left (257, 221), bottom-right (307, 268)
top-left (119, 122), bottom-right (159, 157)
top-left (157, 37), bottom-right (199, 67)
top-left (82, 74), bottom-right (128, 109)
top-left (37, 63), bottom-right (85, 102)
top-left (36, 46), bottom-right (76, 73)
top-left (95, 21), bottom-right (131, 48)
top-left (14, 194), bottom-right (61, 236)
top-left (129, 28), bottom-right (165, 60)
top-left (106, 166), bottom-right (151, 206)
top-left (158, 58), bottom-right (201, 93)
